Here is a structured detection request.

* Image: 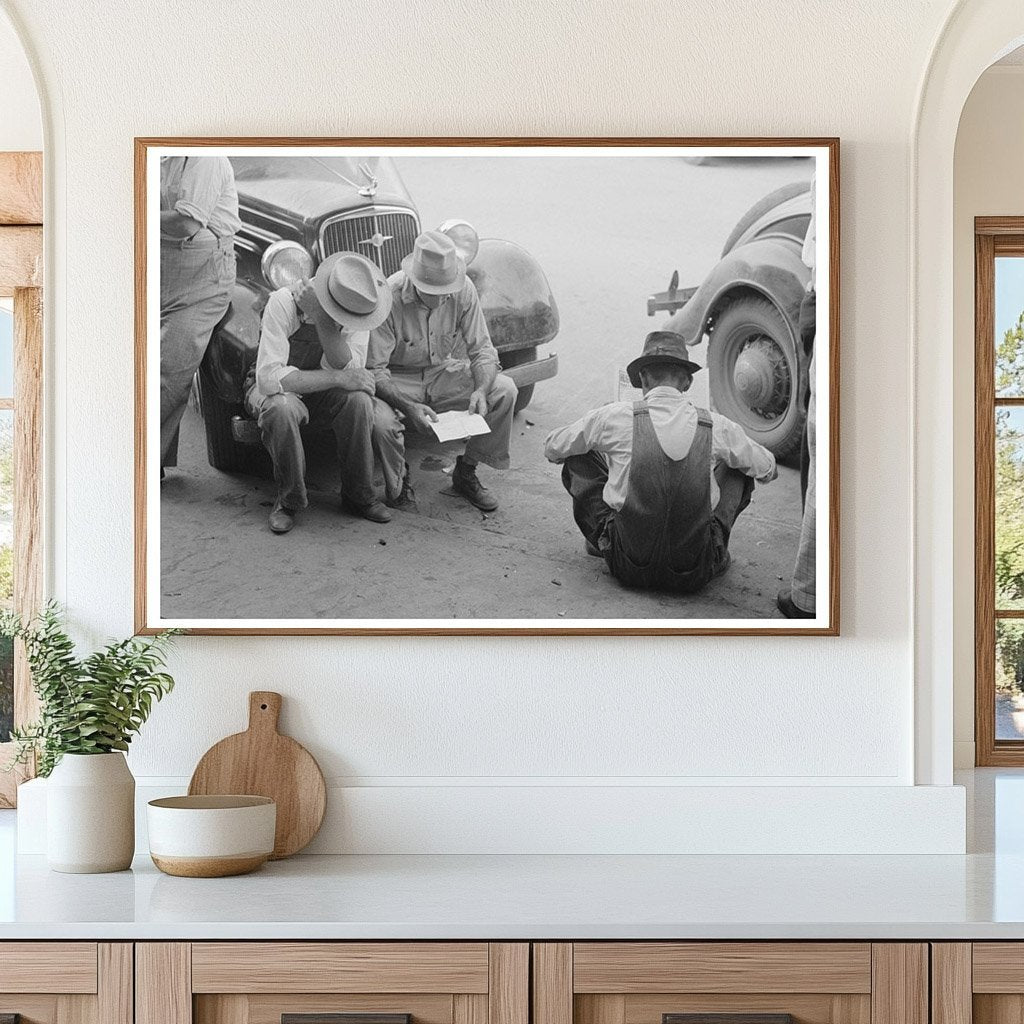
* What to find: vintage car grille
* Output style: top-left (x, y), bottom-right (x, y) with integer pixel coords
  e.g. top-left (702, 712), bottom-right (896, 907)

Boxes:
top-left (319, 208), bottom-right (420, 279)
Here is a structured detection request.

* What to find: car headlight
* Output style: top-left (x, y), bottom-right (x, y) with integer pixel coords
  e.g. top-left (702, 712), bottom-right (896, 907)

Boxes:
top-left (261, 241), bottom-right (314, 290)
top-left (437, 219), bottom-right (480, 267)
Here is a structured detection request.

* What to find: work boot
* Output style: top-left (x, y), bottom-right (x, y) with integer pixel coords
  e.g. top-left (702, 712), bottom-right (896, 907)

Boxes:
top-left (387, 463), bottom-right (419, 513)
top-left (451, 456), bottom-right (499, 512)
top-left (268, 502), bottom-right (296, 535)
top-left (776, 588), bottom-right (814, 619)
top-left (342, 498), bottom-right (393, 524)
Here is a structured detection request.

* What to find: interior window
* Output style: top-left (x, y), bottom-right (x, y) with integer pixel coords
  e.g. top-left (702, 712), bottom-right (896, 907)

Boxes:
top-left (977, 230), bottom-right (1024, 763)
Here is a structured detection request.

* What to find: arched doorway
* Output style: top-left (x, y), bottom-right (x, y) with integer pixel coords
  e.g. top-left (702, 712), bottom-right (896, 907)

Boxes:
top-left (914, 1), bottom-right (1024, 785)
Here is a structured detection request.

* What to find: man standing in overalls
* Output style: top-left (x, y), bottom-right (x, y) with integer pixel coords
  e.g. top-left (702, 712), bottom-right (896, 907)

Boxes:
top-left (544, 331), bottom-right (777, 593)
top-left (159, 155), bottom-right (240, 470)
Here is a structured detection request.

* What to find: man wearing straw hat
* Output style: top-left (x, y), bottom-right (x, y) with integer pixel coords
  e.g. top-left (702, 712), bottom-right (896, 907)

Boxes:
top-left (544, 330), bottom-right (777, 594)
top-left (247, 251), bottom-right (405, 534)
top-left (369, 230), bottom-right (517, 513)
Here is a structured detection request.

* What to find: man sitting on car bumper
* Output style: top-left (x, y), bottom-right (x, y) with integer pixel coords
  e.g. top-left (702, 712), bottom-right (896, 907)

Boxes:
top-left (248, 252), bottom-right (406, 534)
top-left (368, 230), bottom-right (517, 513)
top-left (544, 331), bottom-right (777, 593)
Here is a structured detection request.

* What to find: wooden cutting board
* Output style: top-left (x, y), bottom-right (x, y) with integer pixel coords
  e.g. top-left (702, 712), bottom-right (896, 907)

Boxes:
top-left (188, 691), bottom-right (326, 859)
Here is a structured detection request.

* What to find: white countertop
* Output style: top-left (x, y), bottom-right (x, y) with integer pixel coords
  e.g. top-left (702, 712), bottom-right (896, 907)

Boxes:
top-left (1, 769), bottom-right (1021, 941)
top-left (0, 849), bottom-right (1022, 940)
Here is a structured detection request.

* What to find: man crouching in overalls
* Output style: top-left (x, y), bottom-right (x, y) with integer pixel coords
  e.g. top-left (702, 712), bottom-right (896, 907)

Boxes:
top-left (544, 331), bottom-right (777, 593)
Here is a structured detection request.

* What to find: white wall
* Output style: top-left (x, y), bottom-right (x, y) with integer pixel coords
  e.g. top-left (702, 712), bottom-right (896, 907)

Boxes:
top-left (0, 8), bottom-right (39, 152)
top-left (952, 65), bottom-right (1024, 767)
top-left (0, 0), bottom-right (974, 852)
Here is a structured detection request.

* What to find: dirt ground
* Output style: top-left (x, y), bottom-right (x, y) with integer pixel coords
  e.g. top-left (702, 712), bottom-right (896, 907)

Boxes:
top-left (160, 155), bottom-right (814, 623)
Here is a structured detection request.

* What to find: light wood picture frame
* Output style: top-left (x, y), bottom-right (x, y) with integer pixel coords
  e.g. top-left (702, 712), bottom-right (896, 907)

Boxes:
top-left (136, 137), bottom-right (839, 636)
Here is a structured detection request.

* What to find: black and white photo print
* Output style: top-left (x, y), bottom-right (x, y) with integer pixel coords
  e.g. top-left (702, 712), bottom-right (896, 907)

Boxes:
top-left (136, 139), bottom-right (838, 635)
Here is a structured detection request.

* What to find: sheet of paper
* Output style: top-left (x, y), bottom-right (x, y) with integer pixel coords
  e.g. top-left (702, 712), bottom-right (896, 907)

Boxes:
top-left (615, 365), bottom-right (644, 404)
top-left (429, 410), bottom-right (492, 443)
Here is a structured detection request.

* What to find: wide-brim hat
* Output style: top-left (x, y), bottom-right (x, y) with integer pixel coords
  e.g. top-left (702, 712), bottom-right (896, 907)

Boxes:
top-left (626, 330), bottom-right (703, 387)
top-left (402, 229), bottom-right (467, 295)
top-left (313, 251), bottom-right (393, 330)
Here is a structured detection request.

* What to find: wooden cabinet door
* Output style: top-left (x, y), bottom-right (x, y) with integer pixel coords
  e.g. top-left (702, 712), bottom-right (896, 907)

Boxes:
top-left (533, 944), bottom-right (928, 1024)
top-left (0, 943), bottom-right (131, 1024)
top-left (137, 943), bottom-right (528, 1024)
top-left (937, 943), bottom-right (1024, 1024)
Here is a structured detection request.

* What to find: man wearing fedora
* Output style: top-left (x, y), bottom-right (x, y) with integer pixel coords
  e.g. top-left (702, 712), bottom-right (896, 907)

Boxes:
top-left (248, 251), bottom-right (407, 534)
top-left (544, 331), bottom-right (777, 594)
top-left (368, 230), bottom-right (517, 513)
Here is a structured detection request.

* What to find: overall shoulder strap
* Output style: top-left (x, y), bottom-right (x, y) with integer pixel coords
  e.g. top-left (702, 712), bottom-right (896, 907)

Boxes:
top-left (632, 399), bottom-right (649, 417)
top-left (695, 407), bottom-right (713, 429)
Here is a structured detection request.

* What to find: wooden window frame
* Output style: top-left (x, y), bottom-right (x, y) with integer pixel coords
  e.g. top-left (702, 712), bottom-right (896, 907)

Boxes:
top-left (0, 151), bottom-right (43, 806)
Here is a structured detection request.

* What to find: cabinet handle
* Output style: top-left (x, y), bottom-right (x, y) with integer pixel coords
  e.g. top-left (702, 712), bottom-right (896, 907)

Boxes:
top-left (664, 1016), bottom-right (794, 1024)
top-left (283, 1015), bottom-right (411, 1024)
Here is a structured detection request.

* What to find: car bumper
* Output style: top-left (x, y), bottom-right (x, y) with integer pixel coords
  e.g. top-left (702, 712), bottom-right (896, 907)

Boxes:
top-left (501, 352), bottom-right (559, 389)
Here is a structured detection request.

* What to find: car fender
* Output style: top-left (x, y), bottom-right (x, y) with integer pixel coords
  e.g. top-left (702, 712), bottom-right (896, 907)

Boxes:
top-left (203, 280), bottom-right (268, 404)
top-left (663, 238), bottom-right (810, 347)
top-left (468, 238), bottom-right (559, 355)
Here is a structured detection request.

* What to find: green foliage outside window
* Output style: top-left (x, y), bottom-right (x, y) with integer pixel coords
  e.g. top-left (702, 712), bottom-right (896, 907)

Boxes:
top-left (996, 312), bottom-right (1024, 695)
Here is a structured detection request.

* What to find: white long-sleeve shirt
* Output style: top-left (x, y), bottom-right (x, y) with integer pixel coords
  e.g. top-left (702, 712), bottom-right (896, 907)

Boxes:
top-left (544, 386), bottom-right (777, 511)
top-left (254, 286), bottom-right (368, 400)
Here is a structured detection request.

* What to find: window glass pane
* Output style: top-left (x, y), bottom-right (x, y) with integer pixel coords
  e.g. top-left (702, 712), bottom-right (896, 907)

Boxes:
top-left (997, 257), bottom-right (1024, 397)
top-left (0, 409), bottom-right (12, 742)
top-left (997, 407), bottom-right (1024, 610)
top-left (997, 620), bottom-right (1024, 740)
top-left (0, 305), bottom-right (13, 400)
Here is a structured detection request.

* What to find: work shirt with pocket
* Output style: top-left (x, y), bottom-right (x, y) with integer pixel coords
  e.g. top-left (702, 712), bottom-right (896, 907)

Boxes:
top-left (160, 155), bottom-right (241, 239)
top-left (544, 385), bottom-right (777, 511)
top-left (251, 286), bottom-right (368, 411)
top-left (367, 271), bottom-right (500, 386)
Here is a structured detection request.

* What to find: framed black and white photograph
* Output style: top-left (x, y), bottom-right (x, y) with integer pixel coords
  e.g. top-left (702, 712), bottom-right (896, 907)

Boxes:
top-left (135, 137), bottom-right (839, 635)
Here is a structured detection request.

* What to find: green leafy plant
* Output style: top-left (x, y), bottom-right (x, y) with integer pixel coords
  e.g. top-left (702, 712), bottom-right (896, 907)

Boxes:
top-left (1, 602), bottom-right (180, 777)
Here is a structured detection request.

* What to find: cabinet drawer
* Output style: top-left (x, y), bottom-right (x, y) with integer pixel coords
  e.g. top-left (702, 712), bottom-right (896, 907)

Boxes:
top-left (936, 942), bottom-right (1024, 1024)
top-left (534, 944), bottom-right (925, 1024)
top-left (0, 943), bottom-right (130, 1024)
top-left (139, 943), bottom-right (528, 1024)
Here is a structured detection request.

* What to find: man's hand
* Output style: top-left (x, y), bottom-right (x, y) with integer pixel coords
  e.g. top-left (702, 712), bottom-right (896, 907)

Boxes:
top-left (406, 402), bottom-right (439, 432)
top-left (294, 279), bottom-right (320, 319)
top-left (468, 389), bottom-right (489, 417)
top-left (332, 367), bottom-right (375, 395)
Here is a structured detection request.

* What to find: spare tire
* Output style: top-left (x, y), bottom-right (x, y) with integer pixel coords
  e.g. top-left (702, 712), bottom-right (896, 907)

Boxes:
top-left (707, 295), bottom-right (806, 462)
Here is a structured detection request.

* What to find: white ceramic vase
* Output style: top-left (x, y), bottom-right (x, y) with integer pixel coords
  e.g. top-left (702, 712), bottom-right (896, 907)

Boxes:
top-left (46, 752), bottom-right (135, 873)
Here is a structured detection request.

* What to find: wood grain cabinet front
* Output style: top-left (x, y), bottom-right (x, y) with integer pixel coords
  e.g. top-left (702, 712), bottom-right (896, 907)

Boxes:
top-left (136, 944), bottom-right (528, 1024)
top-left (932, 943), bottom-right (1024, 1024)
top-left (532, 944), bottom-right (929, 1024)
top-left (0, 943), bottom-right (132, 1024)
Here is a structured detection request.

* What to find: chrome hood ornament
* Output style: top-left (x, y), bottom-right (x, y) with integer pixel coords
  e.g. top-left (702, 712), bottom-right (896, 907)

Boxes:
top-left (358, 231), bottom-right (393, 250)
top-left (356, 162), bottom-right (379, 198)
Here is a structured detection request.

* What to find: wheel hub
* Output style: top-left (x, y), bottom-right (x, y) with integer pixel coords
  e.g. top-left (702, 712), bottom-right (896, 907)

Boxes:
top-left (731, 335), bottom-right (791, 421)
